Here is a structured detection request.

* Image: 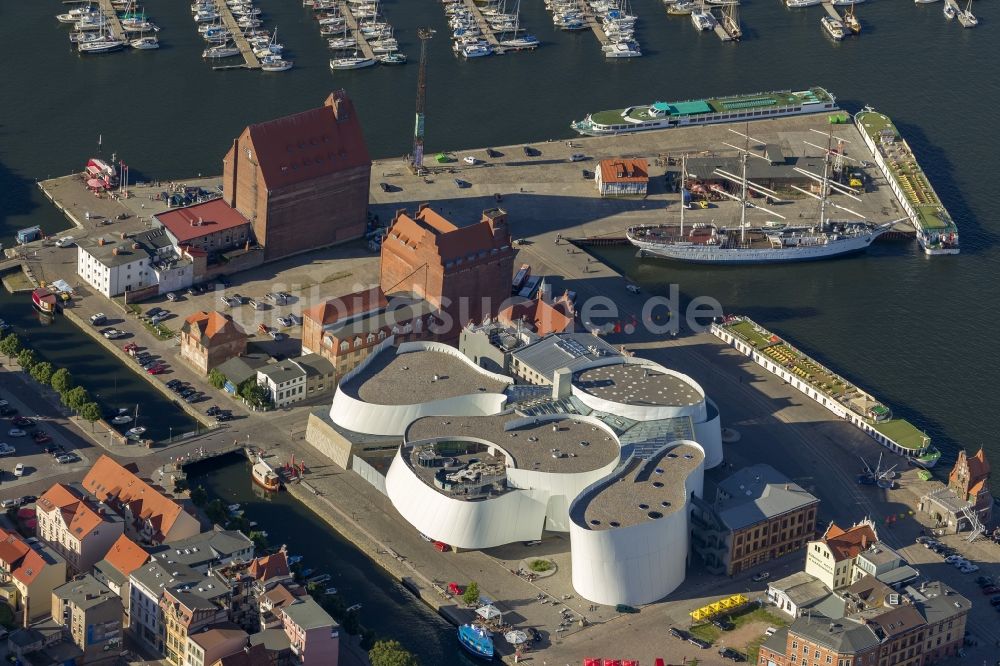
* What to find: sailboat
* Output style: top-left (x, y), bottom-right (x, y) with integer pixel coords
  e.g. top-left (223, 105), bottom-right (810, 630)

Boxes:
top-left (690, 0), bottom-right (716, 29)
top-left (843, 3), bottom-right (861, 32)
top-left (330, 50), bottom-right (377, 69)
top-left (957, 0), bottom-right (977, 26)
top-left (722, 3), bottom-right (741, 39)
top-left (626, 132), bottom-right (898, 264)
top-left (126, 405), bottom-right (146, 439)
top-left (498, 0), bottom-right (540, 49)
top-left (78, 16), bottom-right (125, 53)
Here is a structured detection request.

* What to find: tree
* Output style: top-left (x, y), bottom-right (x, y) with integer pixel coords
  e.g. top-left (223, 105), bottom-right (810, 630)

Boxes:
top-left (30, 361), bottom-right (54, 385)
top-left (0, 333), bottom-right (21, 360)
top-left (238, 378), bottom-right (271, 409)
top-left (205, 499), bottom-right (228, 526)
top-left (462, 581), bottom-right (480, 606)
top-left (369, 640), bottom-right (419, 666)
top-left (79, 402), bottom-right (102, 423)
top-left (249, 530), bottom-right (270, 552)
top-left (63, 386), bottom-right (90, 412)
top-left (50, 367), bottom-right (73, 394)
top-left (16, 349), bottom-right (36, 370)
top-left (208, 368), bottom-right (227, 390)
top-left (190, 486), bottom-right (208, 507)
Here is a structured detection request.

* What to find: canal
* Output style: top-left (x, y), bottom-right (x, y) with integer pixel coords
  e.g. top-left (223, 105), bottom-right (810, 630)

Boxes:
top-left (185, 453), bottom-right (471, 664)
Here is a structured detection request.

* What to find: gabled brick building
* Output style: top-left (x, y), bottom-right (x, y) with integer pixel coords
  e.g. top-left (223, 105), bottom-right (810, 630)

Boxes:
top-left (181, 311), bottom-right (247, 375)
top-left (222, 91), bottom-right (371, 261)
top-left (379, 206), bottom-right (514, 336)
top-left (948, 448), bottom-right (991, 525)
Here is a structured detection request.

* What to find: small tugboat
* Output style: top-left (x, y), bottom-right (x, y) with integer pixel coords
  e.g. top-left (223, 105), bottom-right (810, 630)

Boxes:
top-left (458, 624), bottom-right (494, 661)
top-left (251, 454), bottom-right (282, 491)
top-left (32, 288), bottom-right (58, 315)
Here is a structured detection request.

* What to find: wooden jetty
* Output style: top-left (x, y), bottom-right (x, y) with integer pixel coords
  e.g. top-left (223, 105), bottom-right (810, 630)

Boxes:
top-left (214, 0), bottom-right (261, 69)
top-left (95, 0), bottom-right (127, 41)
top-left (822, 2), bottom-right (843, 20)
top-left (576, 0), bottom-right (611, 45)
top-left (712, 21), bottom-right (734, 41)
top-left (335, 0), bottom-right (376, 59)
top-left (461, 0), bottom-right (500, 47)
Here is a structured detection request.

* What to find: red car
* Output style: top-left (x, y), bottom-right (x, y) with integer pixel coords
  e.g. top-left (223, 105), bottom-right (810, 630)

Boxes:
top-left (147, 364), bottom-right (167, 375)
top-left (32, 431), bottom-right (52, 444)
top-left (983, 586), bottom-right (1000, 595)
top-left (123, 342), bottom-right (138, 353)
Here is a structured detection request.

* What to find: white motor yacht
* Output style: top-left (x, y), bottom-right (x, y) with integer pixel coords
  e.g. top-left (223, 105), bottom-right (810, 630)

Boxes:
top-left (690, 9), bottom-right (716, 29)
top-left (130, 35), bottom-right (160, 49)
top-left (821, 15), bottom-right (846, 39)
top-left (261, 55), bottom-right (293, 71)
top-left (603, 41), bottom-right (641, 57)
top-left (204, 43), bottom-right (241, 57)
top-left (328, 37), bottom-right (357, 48)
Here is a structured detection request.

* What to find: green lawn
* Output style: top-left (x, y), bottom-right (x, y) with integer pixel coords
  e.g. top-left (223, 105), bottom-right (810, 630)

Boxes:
top-left (727, 320), bottom-right (776, 349)
top-left (688, 622), bottom-right (721, 645)
top-left (873, 419), bottom-right (929, 451)
top-left (690, 606), bottom-right (788, 654)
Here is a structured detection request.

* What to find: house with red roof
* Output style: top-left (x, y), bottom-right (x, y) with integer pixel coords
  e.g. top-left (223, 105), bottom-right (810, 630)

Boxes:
top-left (181, 311), bottom-right (248, 375)
top-left (94, 534), bottom-right (149, 608)
top-left (379, 205), bottom-right (515, 336)
top-left (596, 158), bottom-right (649, 196)
top-left (35, 483), bottom-right (125, 575)
top-left (222, 90), bottom-right (371, 261)
top-left (805, 519), bottom-right (879, 590)
top-left (81, 455), bottom-right (200, 546)
top-left (154, 199), bottom-right (252, 256)
top-left (0, 526), bottom-right (67, 624)
top-left (498, 290), bottom-right (575, 337)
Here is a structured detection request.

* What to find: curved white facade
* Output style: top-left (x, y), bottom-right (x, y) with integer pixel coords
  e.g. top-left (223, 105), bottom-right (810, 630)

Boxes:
top-left (329, 341), bottom-right (512, 436)
top-left (569, 440), bottom-right (705, 607)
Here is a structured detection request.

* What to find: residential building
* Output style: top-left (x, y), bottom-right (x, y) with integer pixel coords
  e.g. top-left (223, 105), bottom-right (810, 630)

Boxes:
top-left (766, 571), bottom-right (832, 618)
top-left (161, 583), bottom-right (230, 666)
top-left (52, 574), bottom-right (123, 664)
top-left (128, 560), bottom-right (200, 654)
top-left (257, 363), bottom-right (307, 408)
top-left (222, 90), bottom-right (371, 262)
top-left (154, 199), bottom-right (252, 255)
top-left (301, 287), bottom-right (434, 378)
top-left (852, 542), bottom-right (919, 589)
top-left (691, 464), bottom-right (819, 575)
top-left (211, 642), bottom-right (271, 666)
top-left (156, 529), bottom-right (255, 573)
top-left (180, 311), bottom-right (248, 375)
top-left (805, 520), bottom-right (879, 591)
top-left (215, 354), bottom-right (273, 394)
top-left (93, 534), bottom-right (148, 622)
top-left (595, 158), bottom-right (648, 196)
top-left (379, 205), bottom-right (515, 334)
top-left (758, 614), bottom-right (882, 666)
top-left (81, 455), bottom-right (201, 546)
top-left (187, 624), bottom-right (249, 666)
top-left (292, 354), bottom-right (337, 399)
top-left (0, 527), bottom-right (68, 624)
top-left (279, 597), bottom-right (338, 666)
top-left (35, 483), bottom-right (125, 574)
top-left (76, 229), bottom-right (192, 299)
top-left (6, 620), bottom-right (83, 666)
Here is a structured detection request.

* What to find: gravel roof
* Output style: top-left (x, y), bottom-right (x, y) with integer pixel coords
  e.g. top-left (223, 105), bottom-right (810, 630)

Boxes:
top-left (405, 413), bottom-right (620, 474)
top-left (343, 349), bottom-right (509, 405)
top-left (574, 363), bottom-right (702, 407)
top-left (572, 442), bottom-right (703, 530)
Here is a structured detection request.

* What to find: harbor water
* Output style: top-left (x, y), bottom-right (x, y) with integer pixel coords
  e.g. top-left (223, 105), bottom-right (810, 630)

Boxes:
top-left (185, 454), bottom-right (468, 664)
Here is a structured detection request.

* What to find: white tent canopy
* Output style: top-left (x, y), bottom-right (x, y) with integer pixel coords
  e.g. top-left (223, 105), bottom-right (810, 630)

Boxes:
top-left (475, 604), bottom-right (502, 621)
top-left (504, 630), bottom-right (528, 645)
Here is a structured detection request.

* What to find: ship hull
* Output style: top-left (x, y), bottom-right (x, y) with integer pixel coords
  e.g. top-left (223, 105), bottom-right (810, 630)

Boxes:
top-left (572, 104), bottom-right (829, 136)
top-left (629, 232), bottom-right (880, 264)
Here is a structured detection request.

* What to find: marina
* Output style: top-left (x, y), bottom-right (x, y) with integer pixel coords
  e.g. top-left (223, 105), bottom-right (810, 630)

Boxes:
top-left (712, 316), bottom-right (941, 467)
top-left (327, 0), bottom-right (378, 66)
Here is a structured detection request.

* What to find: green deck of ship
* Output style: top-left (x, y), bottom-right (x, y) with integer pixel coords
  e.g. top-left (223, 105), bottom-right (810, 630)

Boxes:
top-left (856, 112), bottom-right (955, 232)
top-left (588, 88), bottom-right (832, 127)
top-left (872, 419), bottom-right (928, 451)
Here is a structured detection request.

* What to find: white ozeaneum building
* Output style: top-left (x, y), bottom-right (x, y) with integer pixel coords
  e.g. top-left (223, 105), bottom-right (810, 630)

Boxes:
top-left (571, 357), bottom-right (723, 468)
top-left (569, 440), bottom-right (705, 607)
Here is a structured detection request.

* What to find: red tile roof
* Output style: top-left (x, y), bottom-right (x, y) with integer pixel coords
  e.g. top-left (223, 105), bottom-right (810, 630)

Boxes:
top-left (822, 521), bottom-right (878, 562)
top-left (0, 527), bottom-right (30, 567)
top-left (598, 158), bottom-right (649, 184)
top-left (303, 287), bottom-right (387, 327)
top-left (13, 549), bottom-right (47, 585)
top-left (157, 199), bottom-right (250, 243)
top-left (37, 483), bottom-right (106, 541)
top-left (250, 549), bottom-right (290, 583)
top-left (387, 206), bottom-right (511, 266)
top-left (103, 534), bottom-right (149, 578)
top-left (499, 298), bottom-right (573, 337)
top-left (244, 91), bottom-right (370, 190)
top-left (82, 455), bottom-right (186, 541)
top-left (183, 311), bottom-right (245, 342)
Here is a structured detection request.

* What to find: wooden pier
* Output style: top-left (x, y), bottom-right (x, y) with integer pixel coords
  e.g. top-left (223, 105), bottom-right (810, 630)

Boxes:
top-left (713, 21), bottom-right (734, 41)
top-left (214, 0), bottom-right (261, 69)
top-left (95, 0), bottom-right (127, 41)
top-left (461, 0), bottom-right (500, 47)
top-left (576, 0), bottom-right (611, 46)
top-left (335, 1), bottom-right (376, 60)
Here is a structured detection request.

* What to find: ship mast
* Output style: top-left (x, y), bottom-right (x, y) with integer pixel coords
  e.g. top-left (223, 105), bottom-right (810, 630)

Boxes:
top-left (716, 128), bottom-right (786, 245)
top-left (791, 130), bottom-right (867, 228)
top-left (679, 153), bottom-right (686, 237)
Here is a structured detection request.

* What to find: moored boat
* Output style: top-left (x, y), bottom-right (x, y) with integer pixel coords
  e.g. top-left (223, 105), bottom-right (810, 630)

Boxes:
top-left (330, 54), bottom-right (377, 69)
top-left (377, 52), bottom-right (407, 65)
top-left (32, 288), bottom-right (58, 314)
top-left (821, 15), bottom-right (846, 40)
top-left (130, 35), bottom-right (159, 49)
top-left (251, 455), bottom-right (283, 491)
top-left (126, 426), bottom-right (147, 439)
top-left (457, 624), bottom-right (494, 661)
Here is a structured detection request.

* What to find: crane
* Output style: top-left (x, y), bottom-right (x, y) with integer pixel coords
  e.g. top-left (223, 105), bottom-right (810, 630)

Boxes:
top-left (411, 27), bottom-right (434, 174)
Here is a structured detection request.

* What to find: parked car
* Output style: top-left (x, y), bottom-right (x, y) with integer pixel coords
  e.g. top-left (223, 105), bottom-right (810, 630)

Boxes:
top-left (0, 406), bottom-right (15, 417)
top-left (615, 604), bottom-right (639, 614)
top-left (7, 429), bottom-right (26, 438)
top-left (668, 627), bottom-right (690, 641)
top-left (207, 406), bottom-right (221, 416)
top-left (752, 571), bottom-right (771, 582)
top-left (0, 498), bottom-right (21, 509)
top-left (90, 313), bottom-right (107, 325)
top-left (453, 178), bottom-right (469, 189)
top-left (486, 148), bottom-right (501, 159)
top-left (688, 637), bottom-right (711, 649)
top-left (54, 236), bottom-right (75, 248)
top-left (146, 307), bottom-right (165, 318)
top-left (944, 555), bottom-right (963, 564)
top-left (13, 463), bottom-right (24, 477)
top-left (269, 330), bottom-right (284, 341)
top-left (166, 292), bottom-right (178, 302)
top-left (19, 495), bottom-right (37, 504)
top-left (277, 316), bottom-right (293, 328)
top-left (150, 313), bottom-right (170, 325)
top-left (11, 416), bottom-right (35, 428)
top-left (981, 585), bottom-right (999, 595)
top-left (765, 627), bottom-right (778, 637)
top-left (0, 444), bottom-right (16, 457)
top-left (55, 454), bottom-right (76, 464)
top-left (215, 414), bottom-right (232, 423)
top-left (32, 431), bottom-right (51, 444)
top-left (712, 617), bottom-right (734, 631)
top-left (147, 365), bottom-right (166, 375)
top-left (719, 647), bottom-right (745, 662)
top-left (184, 392), bottom-right (202, 403)
top-left (569, 153), bottom-right (587, 162)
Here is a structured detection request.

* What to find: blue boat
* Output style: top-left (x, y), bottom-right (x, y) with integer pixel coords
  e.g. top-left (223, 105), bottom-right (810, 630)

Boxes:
top-left (457, 624), bottom-right (494, 661)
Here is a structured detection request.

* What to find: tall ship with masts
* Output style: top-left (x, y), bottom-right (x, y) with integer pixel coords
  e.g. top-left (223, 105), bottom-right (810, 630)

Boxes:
top-left (626, 130), bottom-right (898, 264)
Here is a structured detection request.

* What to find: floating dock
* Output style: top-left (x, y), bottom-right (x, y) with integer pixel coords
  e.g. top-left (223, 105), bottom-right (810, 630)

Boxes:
top-left (336, 0), bottom-right (376, 60)
top-left (822, 2), bottom-right (843, 20)
top-left (855, 109), bottom-right (959, 255)
top-left (213, 0), bottom-right (261, 69)
top-left (95, 0), bottom-right (127, 41)
top-left (461, 0), bottom-right (501, 47)
top-left (576, 0), bottom-right (611, 46)
top-left (712, 316), bottom-right (941, 466)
